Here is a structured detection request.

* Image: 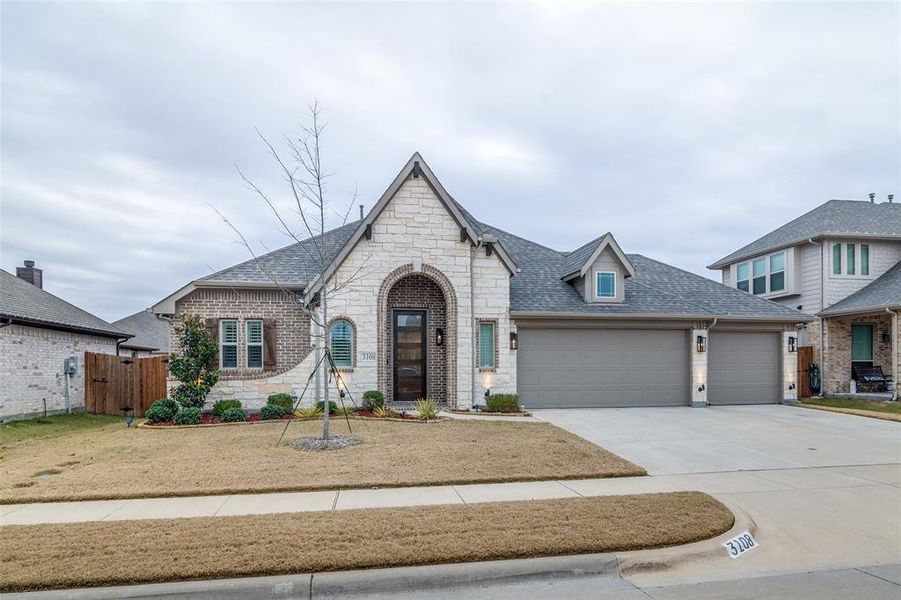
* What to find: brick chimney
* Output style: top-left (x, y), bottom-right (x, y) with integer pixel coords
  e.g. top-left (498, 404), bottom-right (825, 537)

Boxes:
top-left (16, 260), bottom-right (43, 289)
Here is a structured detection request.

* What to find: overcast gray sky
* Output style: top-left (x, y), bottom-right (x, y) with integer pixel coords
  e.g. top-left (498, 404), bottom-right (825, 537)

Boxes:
top-left (2, 1), bottom-right (898, 321)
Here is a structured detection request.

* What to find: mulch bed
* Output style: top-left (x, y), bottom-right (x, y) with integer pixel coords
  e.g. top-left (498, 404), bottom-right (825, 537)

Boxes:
top-left (0, 492), bottom-right (733, 592)
top-left (141, 410), bottom-right (442, 428)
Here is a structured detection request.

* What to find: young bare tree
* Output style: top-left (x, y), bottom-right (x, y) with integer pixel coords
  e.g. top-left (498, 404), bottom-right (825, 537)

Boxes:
top-left (215, 101), bottom-right (368, 442)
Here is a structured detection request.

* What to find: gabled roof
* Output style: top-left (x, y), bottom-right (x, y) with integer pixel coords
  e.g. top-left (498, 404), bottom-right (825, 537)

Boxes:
top-left (560, 232), bottom-right (636, 280)
top-left (819, 261), bottom-right (901, 316)
top-left (709, 199), bottom-right (901, 269)
top-left (477, 223), bottom-right (808, 321)
top-left (113, 309), bottom-right (171, 352)
top-left (0, 269), bottom-right (130, 338)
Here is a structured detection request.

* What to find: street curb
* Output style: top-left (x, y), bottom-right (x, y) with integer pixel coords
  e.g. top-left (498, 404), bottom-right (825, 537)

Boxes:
top-left (311, 553), bottom-right (619, 596)
top-left (614, 499), bottom-right (757, 576)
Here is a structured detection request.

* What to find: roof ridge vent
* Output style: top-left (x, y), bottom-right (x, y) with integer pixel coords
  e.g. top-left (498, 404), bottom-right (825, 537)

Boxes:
top-left (868, 192), bottom-right (876, 203)
top-left (888, 194), bottom-right (894, 204)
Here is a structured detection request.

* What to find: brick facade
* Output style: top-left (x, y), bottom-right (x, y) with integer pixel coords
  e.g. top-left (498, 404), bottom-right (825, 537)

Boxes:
top-left (0, 324), bottom-right (118, 420)
top-left (822, 312), bottom-right (894, 394)
top-left (384, 273), bottom-right (449, 402)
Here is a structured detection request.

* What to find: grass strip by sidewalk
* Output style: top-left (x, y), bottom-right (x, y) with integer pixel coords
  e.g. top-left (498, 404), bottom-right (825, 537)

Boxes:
top-left (1, 420), bottom-right (645, 504)
top-left (0, 491), bottom-right (732, 592)
top-left (797, 401), bottom-right (901, 422)
top-left (0, 414), bottom-right (120, 447)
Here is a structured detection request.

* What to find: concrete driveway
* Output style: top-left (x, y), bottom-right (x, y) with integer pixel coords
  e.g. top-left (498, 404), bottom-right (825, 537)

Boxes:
top-left (533, 404), bottom-right (901, 475)
top-left (534, 405), bottom-right (901, 586)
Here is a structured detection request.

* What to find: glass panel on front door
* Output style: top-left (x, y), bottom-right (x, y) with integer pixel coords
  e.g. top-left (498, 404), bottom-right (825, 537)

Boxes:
top-left (393, 311), bottom-right (426, 402)
top-left (851, 324), bottom-right (873, 363)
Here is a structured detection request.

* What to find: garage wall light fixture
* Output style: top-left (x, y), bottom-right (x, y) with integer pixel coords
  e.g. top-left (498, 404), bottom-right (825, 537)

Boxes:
top-left (696, 335), bottom-right (707, 353)
top-left (510, 331), bottom-right (518, 350)
top-left (697, 383), bottom-right (705, 392)
top-left (788, 336), bottom-right (797, 352)
top-left (436, 327), bottom-right (444, 347)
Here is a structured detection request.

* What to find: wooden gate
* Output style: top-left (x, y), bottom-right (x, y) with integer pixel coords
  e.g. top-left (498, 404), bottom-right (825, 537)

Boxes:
top-left (84, 352), bottom-right (168, 417)
top-left (797, 346), bottom-right (814, 398)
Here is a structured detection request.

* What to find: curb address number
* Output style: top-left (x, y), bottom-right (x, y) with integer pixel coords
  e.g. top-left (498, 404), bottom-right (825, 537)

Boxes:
top-left (723, 531), bottom-right (758, 559)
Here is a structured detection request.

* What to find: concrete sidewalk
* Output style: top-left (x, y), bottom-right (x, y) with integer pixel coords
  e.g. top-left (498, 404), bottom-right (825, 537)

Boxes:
top-left (1, 463), bottom-right (896, 526)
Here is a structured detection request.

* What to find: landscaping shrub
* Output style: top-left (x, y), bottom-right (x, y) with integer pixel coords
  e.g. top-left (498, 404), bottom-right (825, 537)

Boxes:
top-left (415, 398), bottom-right (439, 420)
top-left (213, 399), bottom-right (242, 417)
top-left (154, 398), bottom-right (179, 415)
top-left (373, 405), bottom-right (397, 419)
top-left (174, 407), bottom-right (202, 425)
top-left (315, 401), bottom-right (338, 413)
top-left (266, 393), bottom-right (295, 413)
top-left (168, 314), bottom-right (220, 409)
top-left (296, 405), bottom-right (323, 418)
top-left (219, 407), bottom-right (247, 423)
top-left (362, 390), bottom-right (384, 412)
top-left (334, 404), bottom-right (355, 417)
top-left (486, 393), bottom-right (520, 413)
top-left (260, 405), bottom-right (286, 420)
top-left (144, 400), bottom-right (177, 424)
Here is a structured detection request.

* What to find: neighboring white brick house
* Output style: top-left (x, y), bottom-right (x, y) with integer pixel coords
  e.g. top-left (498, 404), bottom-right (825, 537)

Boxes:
top-left (155, 153), bottom-right (805, 410)
top-left (0, 263), bottom-right (130, 420)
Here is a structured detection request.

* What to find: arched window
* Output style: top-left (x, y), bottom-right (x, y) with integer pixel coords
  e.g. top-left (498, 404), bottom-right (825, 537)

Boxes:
top-left (329, 319), bottom-right (354, 368)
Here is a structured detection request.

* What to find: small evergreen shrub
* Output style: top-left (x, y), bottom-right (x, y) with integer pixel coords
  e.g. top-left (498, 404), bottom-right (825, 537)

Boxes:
top-left (260, 404), bottom-right (286, 420)
top-left (334, 404), bottom-right (355, 417)
top-left (213, 399), bottom-right (242, 417)
top-left (174, 407), bottom-right (202, 425)
top-left (266, 393), bottom-right (295, 413)
top-left (486, 393), bottom-right (519, 413)
top-left (296, 405), bottom-right (324, 418)
top-left (415, 398), bottom-right (439, 420)
top-left (362, 390), bottom-right (384, 412)
top-left (155, 398), bottom-right (178, 415)
top-left (144, 399), bottom-right (177, 423)
top-left (219, 407), bottom-right (246, 423)
top-left (373, 405), bottom-right (397, 419)
top-left (315, 401), bottom-right (339, 413)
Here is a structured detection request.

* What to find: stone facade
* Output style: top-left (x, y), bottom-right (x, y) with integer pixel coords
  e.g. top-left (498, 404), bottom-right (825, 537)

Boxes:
top-left (0, 324), bottom-right (118, 420)
top-left (822, 312), bottom-right (895, 394)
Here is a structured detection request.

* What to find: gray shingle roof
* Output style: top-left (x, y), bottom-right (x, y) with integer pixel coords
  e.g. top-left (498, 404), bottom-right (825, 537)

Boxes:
top-left (710, 200), bottom-right (901, 269)
top-left (0, 269), bottom-right (129, 338)
top-left (113, 309), bottom-right (171, 352)
top-left (561, 234), bottom-right (608, 277)
top-left (819, 262), bottom-right (901, 316)
top-left (478, 223), bottom-right (806, 320)
top-left (201, 220), bottom-right (361, 286)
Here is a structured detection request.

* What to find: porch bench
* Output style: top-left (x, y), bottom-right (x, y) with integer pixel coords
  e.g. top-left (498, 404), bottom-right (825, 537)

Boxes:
top-left (852, 365), bottom-right (889, 393)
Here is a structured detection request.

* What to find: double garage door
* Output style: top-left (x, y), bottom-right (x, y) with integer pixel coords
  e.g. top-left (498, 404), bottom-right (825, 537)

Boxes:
top-left (517, 328), bottom-right (779, 408)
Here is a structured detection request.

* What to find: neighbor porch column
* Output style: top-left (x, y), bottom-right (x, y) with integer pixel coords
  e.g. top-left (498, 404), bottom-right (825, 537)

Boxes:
top-left (690, 327), bottom-right (708, 408)
top-left (783, 330), bottom-right (799, 404)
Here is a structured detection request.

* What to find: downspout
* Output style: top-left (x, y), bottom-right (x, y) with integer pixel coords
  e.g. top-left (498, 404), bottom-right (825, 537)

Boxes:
top-left (809, 238), bottom-right (825, 394)
top-left (471, 236), bottom-right (484, 408)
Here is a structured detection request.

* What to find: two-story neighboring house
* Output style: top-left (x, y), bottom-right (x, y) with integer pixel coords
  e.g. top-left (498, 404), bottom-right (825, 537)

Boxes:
top-left (709, 197), bottom-right (901, 399)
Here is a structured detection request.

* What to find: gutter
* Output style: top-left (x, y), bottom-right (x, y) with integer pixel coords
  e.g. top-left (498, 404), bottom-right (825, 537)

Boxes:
top-left (0, 315), bottom-right (134, 340)
top-left (889, 308), bottom-right (899, 401)
top-left (509, 311), bottom-right (813, 323)
top-left (471, 236), bottom-right (484, 406)
top-left (708, 232), bottom-right (901, 270)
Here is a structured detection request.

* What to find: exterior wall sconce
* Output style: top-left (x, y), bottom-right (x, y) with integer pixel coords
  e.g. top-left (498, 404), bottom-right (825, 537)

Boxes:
top-left (697, 383), bottom-right (705, 392)
top-left (788, 383), bottom-right (796, 391)
top-left (882, 331), bottom-right (891, 344)
top-left (484, 388), bottom-right (491, 399)
top-left (696, 335), bottom-right (707, 353)
top-left (510, 331), bottom-right (518, 350)
top-left (436, 327), bottom-right (444, 347)
top-left (788, 336), bottom-right (797, 352)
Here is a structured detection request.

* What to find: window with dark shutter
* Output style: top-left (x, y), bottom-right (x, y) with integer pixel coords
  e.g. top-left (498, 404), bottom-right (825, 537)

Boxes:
top-left (263, 319), bottom-right (277, 371)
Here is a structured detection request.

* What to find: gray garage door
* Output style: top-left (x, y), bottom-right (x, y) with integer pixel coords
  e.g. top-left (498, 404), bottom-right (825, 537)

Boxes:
top-left (517, 328), bottom-right (689, 408)
top-left (708, 331), bottom-right (780, 405)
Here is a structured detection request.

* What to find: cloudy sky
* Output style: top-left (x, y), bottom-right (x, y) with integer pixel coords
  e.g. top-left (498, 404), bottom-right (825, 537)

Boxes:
top-left (2, 1), bottom-right (898, 321)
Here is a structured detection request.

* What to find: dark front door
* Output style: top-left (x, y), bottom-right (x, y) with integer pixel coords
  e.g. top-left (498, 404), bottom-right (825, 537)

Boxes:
top-left (393, 310), bottom-right (427, 402)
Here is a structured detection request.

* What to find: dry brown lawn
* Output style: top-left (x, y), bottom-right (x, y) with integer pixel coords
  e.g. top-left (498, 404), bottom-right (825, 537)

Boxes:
top-left (0, 492), bottom-right (733, 592)
top-left (0, 419), bottom-right (644, 503)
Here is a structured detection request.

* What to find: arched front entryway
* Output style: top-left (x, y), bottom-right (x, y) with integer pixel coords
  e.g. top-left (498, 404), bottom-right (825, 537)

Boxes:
top-left (377, 264), bottom-right (457, 404)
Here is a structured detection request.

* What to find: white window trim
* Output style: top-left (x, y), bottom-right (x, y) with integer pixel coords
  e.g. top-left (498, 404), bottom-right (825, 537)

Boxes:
top-left (736, 251), bottom-right (786, 296)
top-left (830, 242), bottom-right (872, 279)
top-left (245, 319), bottom-right (263, 370)
top-left (220, 319), bottom-right (238, 370)
top-left (595, 271), bottom-right (617, 299)
top-left (329, 318), bottom-right (354, 370)
top-left (478, 321), bottom-right (496, 370)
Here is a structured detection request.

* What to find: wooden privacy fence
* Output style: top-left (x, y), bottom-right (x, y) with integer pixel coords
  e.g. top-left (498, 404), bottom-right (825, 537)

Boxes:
top-left (84, 352), bottom-right (168, 417)
top-left (797, 345), bottom-right (814, 398)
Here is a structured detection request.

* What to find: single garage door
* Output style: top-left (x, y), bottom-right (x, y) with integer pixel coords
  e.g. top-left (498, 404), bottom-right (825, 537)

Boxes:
top-left (517, 328), bottom-right (689, 408)
top-left (708, 331), bottom-right (780, 405)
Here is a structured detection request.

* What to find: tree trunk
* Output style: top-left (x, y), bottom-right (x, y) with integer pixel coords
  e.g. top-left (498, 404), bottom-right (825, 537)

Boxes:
top-left (322, 291), bottom-right (330, 441)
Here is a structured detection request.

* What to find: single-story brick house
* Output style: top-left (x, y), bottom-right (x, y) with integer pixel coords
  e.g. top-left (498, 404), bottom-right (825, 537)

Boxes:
top-left (154, 154), bottom-right (809, 410)
top-left (0, 262), bottom-right (132, 420)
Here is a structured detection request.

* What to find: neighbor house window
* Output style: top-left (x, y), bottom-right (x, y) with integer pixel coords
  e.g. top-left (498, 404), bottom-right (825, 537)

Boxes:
top-left (479, 321), bottom-right (496, 369)
top-left (861, 244), bottom-right (869, 275)
top-left (832, 243), bottom-right (869, 276)
top-left (769, 252), bottom-right (785, 292)
top-left (329, 319), bottom-right (353, 368)
top-left (596, 272), bottom-right (616, 298)
top-left (846, 244), bottom-right (855, 275)
top-left (245, 320), bottom-right (263, 369)
top-left (832, 243), bottom-right (842, 275)
top-left (752, 258), bottom-right (767, 295)
top-left (736, 263), bottom-right (750, 292)
top-left (220, 319), bottom-right (238, 369)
